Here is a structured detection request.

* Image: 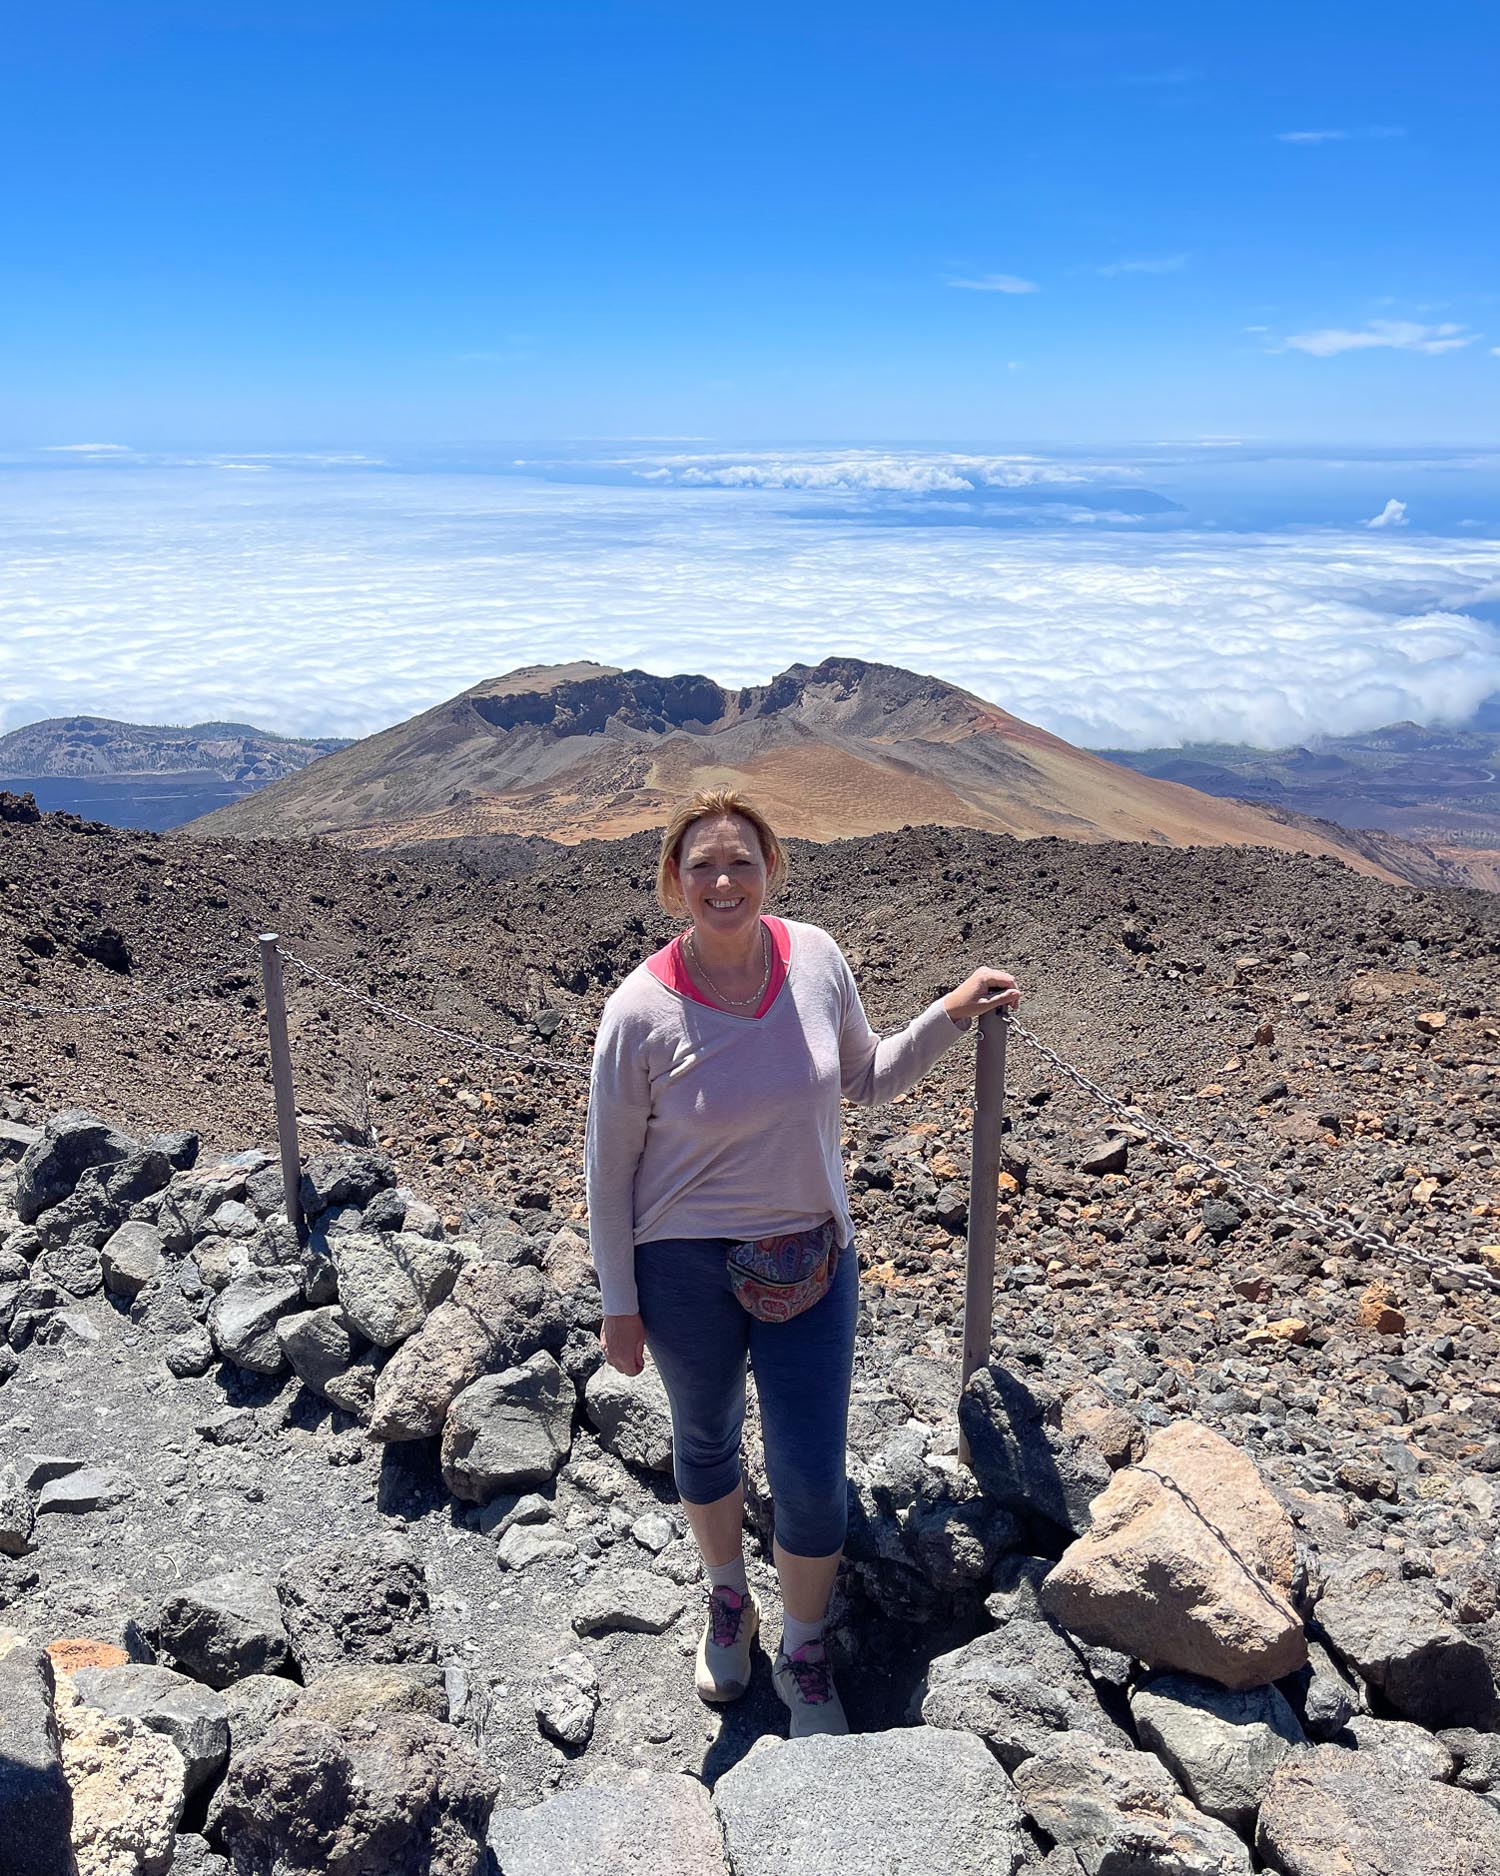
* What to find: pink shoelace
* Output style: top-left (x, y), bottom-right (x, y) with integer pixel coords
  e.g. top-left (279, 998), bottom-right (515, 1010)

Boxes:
top-left (784, 1640), bottom-right (833, 1704)
top-left (709, 1586), bottom-right (748, 1649)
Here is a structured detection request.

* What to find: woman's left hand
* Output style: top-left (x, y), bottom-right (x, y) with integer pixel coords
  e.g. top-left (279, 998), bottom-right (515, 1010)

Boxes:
top-left (942, 967), bottom-right (1021, 1025)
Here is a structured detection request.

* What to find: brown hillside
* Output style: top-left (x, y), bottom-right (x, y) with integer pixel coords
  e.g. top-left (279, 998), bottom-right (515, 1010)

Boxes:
top-left (184, 657), bottom-right (1416, 885)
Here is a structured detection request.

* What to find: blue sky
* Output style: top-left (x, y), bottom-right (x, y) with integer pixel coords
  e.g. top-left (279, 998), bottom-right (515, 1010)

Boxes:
top-left (5, 0), bottom-right (1498, 446)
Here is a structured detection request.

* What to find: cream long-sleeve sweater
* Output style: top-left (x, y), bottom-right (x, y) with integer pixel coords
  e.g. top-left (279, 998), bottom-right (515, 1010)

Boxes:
top-left (584, 918), bottom-right (967, 1315)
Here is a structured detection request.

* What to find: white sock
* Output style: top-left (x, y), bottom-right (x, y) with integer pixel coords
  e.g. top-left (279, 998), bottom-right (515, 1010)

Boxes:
top-left (706, 1555), bottom-right (748, 1597)
top-left (781, 1612), bottom-right (825, 1654)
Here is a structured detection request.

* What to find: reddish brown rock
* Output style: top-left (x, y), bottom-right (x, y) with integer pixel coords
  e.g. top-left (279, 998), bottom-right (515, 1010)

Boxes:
top-left (1040, 1422), bottom-right (1306, 1690)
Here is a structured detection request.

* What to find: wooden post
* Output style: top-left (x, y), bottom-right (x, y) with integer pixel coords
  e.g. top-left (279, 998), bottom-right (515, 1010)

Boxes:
top-left (958, 1010), bottom-right (1007, 1469)
top-left (258, 934), bottom-right (305, 1244)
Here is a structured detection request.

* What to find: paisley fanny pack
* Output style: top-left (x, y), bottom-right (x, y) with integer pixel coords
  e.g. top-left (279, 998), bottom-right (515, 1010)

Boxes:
top-left (726, 1218), bottom-right (840, 1323)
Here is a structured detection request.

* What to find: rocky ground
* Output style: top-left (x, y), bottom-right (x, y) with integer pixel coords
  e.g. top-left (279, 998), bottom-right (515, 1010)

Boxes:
top-left (1, 793), bottom-right (1499, 1871)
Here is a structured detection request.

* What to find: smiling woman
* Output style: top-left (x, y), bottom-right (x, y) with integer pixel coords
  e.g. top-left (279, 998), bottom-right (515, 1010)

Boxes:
top-left (584, 786), bottom-right (1019, 1737)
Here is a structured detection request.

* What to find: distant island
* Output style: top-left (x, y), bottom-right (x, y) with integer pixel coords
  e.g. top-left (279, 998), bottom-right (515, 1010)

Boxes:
top-left (0, 716), bottom-right (350, 832)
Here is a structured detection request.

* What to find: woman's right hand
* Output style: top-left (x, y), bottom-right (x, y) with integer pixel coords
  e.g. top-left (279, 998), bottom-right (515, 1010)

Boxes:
top-left (600, 1312), bottom-right (647, 1376)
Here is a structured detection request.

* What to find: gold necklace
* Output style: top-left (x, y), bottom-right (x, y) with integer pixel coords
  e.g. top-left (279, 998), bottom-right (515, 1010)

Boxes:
top-left (684, 920), bottom-right (771, 1006)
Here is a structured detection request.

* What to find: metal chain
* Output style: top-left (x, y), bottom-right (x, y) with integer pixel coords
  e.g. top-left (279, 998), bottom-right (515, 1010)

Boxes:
top-left (1003, 1011), bottom-right (1500, 1298)
top-left (0, 964), bottom-right (239, 1018)
top-left (278, 948), bottom-right (593, 1082)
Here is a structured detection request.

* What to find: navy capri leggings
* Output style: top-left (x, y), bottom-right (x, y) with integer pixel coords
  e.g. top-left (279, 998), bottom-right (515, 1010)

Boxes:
top-left (634, 1234), bottom-right (858, 1558)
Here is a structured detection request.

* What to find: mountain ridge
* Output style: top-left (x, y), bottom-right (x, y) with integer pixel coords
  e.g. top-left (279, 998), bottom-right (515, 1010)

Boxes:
top-left (180, 656), bottom-right (1438, 887)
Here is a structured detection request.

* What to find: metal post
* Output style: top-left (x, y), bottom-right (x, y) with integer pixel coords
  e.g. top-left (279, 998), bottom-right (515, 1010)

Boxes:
top-left (958, 1010), bottom-right (1008, 1469)
top-left (258, 934), bottom-right (305, 1243)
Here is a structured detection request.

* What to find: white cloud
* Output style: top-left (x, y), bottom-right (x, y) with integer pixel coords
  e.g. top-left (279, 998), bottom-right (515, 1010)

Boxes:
top-left (1277, 126), bottom-right (1406, 143)
top-left (43, 442), bottom-right (132, 455)
top-left (1097, 255), bottom-right (1188, 277)
top-left (628, 450), bottom-right (1121, 493)
top-left (1365, 498), bottom-right (1408, 529)
top-left (2, 459), bottom-right (1498, 756)
top-left (946, 273), bottom-right (1039, 294)
top-left (1284, 320), bottom-right (1480, 357)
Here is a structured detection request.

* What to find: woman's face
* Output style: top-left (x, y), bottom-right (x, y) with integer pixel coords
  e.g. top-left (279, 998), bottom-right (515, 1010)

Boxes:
top-left (672, 814), bottom-right (768, 941)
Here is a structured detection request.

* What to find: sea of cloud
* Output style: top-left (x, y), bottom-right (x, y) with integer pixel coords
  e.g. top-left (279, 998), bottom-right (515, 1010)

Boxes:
top-left (1, 454), bottom-right (1498, 751)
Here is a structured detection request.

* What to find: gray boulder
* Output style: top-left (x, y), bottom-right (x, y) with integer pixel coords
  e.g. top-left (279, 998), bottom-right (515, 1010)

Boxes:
top-left (906, 1495), bottom-right (1020, 1593)
top-left (71, 1663), bottom-right (230, 1800)
top-left (170, 1833), bottom-right (230, 1875)
top-left (488, 1775), bottom-right (722, 1876)
top-left (35, 1465), bottom-right (135, 1515)
top-left (1256, 1744), bottom-right (1500, 1875)
top-left (958, 1365), bottom-right (1111, 1536)
top-left (299, 1148), bottom-right (397, 1217)
top-left (532, 1652), bottom-right (599, 1750)
top-left (1339, 1714), bottom-right (1455, 1783)
top-left (1440, 1727), bottom-right (1500, 1796)
top-left (1129, 1671), bottom-right (1306, 1830)
top-left (1317, 1551), bottom-right (1499, 1730)
top-left (15, 1110), bottom-right (136, 1223)
top-left (294, 1662), bottom-right (448, 1729)
top-left (583, 1360), bottom-right (674, 1473)
top-left (571, 1568), bottom-right (687, 1637)
top-left (1285, 1638), bottom-right (1357, 1741)
top-left (331, 1231), bottom-right (463, 1347)
top-left (214, 1712), bottom-right (495, 1876)
top-left (441, 1353), bottom-right (574, 1502)
top-left (0, 1469), bottom-right (34, 1555)
top-left (156, 1572), bottom-right (291, 1688)
top-left (100, 1220), bottom-right (165, 1297)
top-left (209, 1271), bottom-right (303, 1374)
top-left (275, 1307), bottom-right (366, 1402)
top-left (0, 1643), bottom-right (72, 1876)
top-left (1012, 1739), bottom-right (1253, 1875)
top-left (277, 1531), bottom-right (436, 1678)
top-left (219, 1675), bottom-right (301, 1759)
top-left (714, 1726), bottom-right (1030, 1876)
top-left (922, 1615), bottom-right (1132, 1769)
top-left (369, 1262), bottom-right (568, 1441)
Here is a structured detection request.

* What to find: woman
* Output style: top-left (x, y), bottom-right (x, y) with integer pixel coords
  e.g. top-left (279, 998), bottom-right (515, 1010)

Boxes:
top-left (585, 789), bottom-right (1019, 1737)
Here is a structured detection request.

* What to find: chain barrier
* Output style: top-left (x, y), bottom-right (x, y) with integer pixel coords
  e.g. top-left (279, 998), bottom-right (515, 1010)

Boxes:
top-left (0, 963), bottom-right (240, 1018)
top-left (1003, 1011), bottom-right (1500, 1299)
top-left (278, 947), bottom-right (594, 1083)
top-left (6, 939), bottom-right (1494, 1299)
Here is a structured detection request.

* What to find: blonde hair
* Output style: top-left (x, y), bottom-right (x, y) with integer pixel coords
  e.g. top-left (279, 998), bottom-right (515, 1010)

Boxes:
top-left (655, 789), bottom-right (789, 916)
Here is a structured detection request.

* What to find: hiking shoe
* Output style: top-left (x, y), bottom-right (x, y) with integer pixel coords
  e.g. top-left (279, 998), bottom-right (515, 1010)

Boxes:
top-left (695, 1586), bottom-right (759, 1703)
top-left (772, 1639), bottom-right (848, 1737)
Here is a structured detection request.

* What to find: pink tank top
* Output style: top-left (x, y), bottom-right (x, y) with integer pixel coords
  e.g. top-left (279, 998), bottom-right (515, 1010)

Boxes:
top-left (644, 916), bottom-right (791, 1019)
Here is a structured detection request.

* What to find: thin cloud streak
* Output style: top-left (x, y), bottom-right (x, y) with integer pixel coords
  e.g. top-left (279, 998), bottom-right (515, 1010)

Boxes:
top-left (946, 273), bottom-right (1039, 294)
top-left (1283, 320), bottom-right (1480, 357)
top-left (1097, 255), bottom-right (1188, 277)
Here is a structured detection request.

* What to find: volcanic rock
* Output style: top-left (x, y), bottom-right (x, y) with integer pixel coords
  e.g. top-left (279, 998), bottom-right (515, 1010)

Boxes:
top-left (570, 1568), bottom-right (686, 1637)
top-left (921, 1612), bottom-right (1132, 1769)
top-left (156, 1573), bottom-right (291, 1689)
top-left (208, 1271), bottom-right (302, 1374)
top-left (1041, 1422), bottom-right (1306, 1689)
top-left (71, 1663), bottom-right (230, 1801)
top-left (368, 1261), bottom-right (567, 1440)
top-left (532, 1651), bottom-right (599, 1750)
top-left (330, 1230), bottom-right (463, 1348)
top-left (1129, 1671), bottom-right (1306, 1829)
top-left (715, 1726), bottom-right (1029, 1876)
top-left (488, 1774), bottom-right (723, 1876)
top-left (1315, 1549), bottom-right (1499, 1730)
top-left (213, 1711), bottom-right (495, 1876)
top-left (440, 1352), bottom-right (574, 1501)
top-left (583, 1360), bottom-right (675, 1474)
top-left (958, 1365), bottom-right (1112, 1536)
top-left (0, 1642), bottom-right (72, 1876)
top-left (1255, 1744), bottom-right (1500, 1876)
top-left (277, 1530), bottom-right (437, 1677)
top-left (1012, 1738), bottom-right (1253, 1875)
